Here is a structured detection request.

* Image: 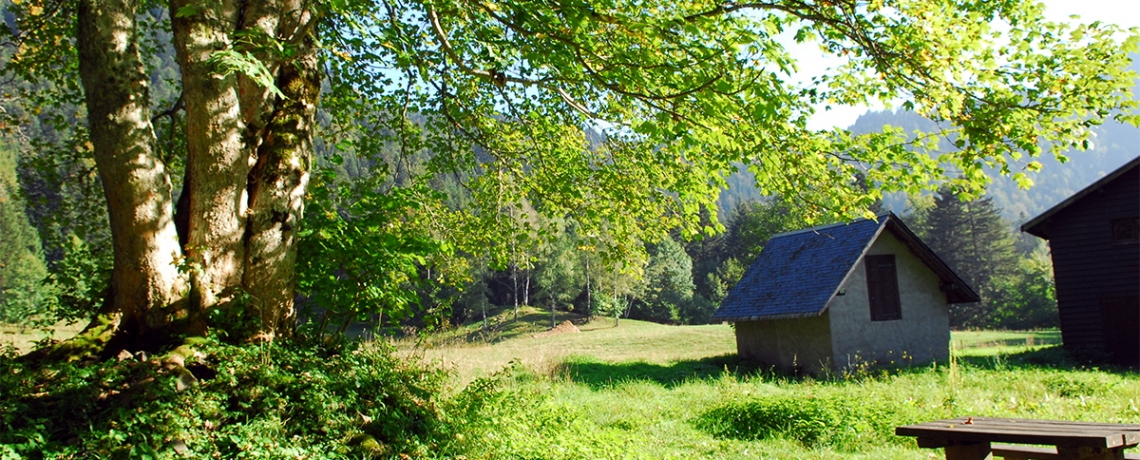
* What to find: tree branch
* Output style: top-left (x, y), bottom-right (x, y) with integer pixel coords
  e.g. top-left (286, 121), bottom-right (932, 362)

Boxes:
top-left (427, 7), bottom-right (597, 118)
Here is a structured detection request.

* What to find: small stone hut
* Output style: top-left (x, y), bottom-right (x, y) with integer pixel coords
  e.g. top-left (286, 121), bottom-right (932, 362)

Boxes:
top-left (1022, 156), bottom-right (1139, 367)
top-left (713, 212), bottom-right (979, 374)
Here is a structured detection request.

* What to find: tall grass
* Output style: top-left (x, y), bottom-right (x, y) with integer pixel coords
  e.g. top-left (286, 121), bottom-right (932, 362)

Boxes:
top-left (417, 315), bottom-right (1139, 459)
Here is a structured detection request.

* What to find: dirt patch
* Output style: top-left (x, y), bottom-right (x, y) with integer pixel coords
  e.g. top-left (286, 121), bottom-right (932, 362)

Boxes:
top-left (534, 320), bottom-right (580, 337)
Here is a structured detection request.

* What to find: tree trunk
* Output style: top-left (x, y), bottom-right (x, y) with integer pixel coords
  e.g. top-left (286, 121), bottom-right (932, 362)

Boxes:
top-left (613, 266), bottom-right (619, 327)
top-left (171, 0), bottom-right (248, 329)
top-left (511, 260), bottom-right (518, 322)
top-left (241, 3), bottom-right (319, 339)
top-left (77, 0), bottom-right (186, 350)
top-left (584, 253), bottom-right (591, 319)
top-left (69, 0), bottom-right (319, 354)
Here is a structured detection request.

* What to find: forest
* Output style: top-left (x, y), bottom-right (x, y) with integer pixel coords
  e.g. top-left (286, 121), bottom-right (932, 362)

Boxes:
top-left (0, 0), bottom-right (1137, 457)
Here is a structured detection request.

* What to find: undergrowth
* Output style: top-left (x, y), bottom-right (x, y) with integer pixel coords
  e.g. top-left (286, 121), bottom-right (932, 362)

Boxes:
top-left (694, 393), bottom-right (905, 449)
top-left (0, 337), bottom-right (451, 459)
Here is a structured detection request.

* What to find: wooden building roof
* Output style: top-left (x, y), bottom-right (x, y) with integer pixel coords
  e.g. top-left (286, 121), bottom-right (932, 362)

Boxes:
top-left (1022, 156), bottom-right (1140, 239)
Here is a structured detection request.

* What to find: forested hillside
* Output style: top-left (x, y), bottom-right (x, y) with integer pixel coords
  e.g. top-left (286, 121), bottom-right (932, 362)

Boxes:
top-left (846, 101), bottom-right (1140, 221)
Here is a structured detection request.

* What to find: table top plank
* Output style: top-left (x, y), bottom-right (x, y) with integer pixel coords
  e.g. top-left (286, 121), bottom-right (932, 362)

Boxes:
top-left (896, 417), bottom-right (1140, 449)
top-left (907, 417), bottom-right (1140, 431)
top-left (905, 422), bottom-right (1137, 437)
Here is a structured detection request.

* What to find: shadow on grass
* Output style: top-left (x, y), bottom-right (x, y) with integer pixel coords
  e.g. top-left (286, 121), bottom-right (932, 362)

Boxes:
top-left (557, 354), bottom-right (767, 389)
top-left (559, 345), bottom-right (1138, 390)
top-left (956, 345), bottom-right (1139, 376)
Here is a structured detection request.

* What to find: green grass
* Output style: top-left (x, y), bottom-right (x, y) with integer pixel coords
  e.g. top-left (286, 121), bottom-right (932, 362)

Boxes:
top-left (408, 313), bottom-right (1140, 459)
top-left (950, 329), bottom-right (1063, 357)
top-left (0, 322), bottom-right (82, 353)
top-left (398, 306), bottom-right (736, 387)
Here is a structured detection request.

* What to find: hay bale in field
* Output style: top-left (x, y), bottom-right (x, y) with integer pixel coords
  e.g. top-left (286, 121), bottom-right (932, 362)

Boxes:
top-left (534, 320), bottom-right (580, 337)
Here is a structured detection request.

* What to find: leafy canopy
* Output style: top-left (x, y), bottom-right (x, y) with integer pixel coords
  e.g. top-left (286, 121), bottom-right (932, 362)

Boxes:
top-left (318, 0), bottom-right (1137, 263)
top-left (2, 0), bottom-right (1136, 302)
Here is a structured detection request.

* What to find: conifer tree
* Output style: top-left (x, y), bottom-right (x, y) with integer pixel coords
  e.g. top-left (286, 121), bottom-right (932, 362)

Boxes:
top-left (632, 237), bottom-right (695, 324)
top-left (917, 186), bottom-right (1019, 328)
top-left (534, 227), bottom-right (583, 328)
top-left (0, 144), bottom-right (49, 324)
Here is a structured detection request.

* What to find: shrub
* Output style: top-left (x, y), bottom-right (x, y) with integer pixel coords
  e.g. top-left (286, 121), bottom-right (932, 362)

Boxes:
top-left (694, 393), bottom-right (904, 450)
top-left (0, 337), bottom-right (451, 458)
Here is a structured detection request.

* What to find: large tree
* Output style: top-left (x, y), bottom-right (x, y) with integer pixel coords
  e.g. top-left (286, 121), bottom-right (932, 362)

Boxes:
top-left (1, 0), bottom-right (1136, 354)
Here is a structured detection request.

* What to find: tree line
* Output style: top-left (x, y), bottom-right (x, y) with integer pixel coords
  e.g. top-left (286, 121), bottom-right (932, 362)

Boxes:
top-left (426, 186), bottom-right (1058, 331)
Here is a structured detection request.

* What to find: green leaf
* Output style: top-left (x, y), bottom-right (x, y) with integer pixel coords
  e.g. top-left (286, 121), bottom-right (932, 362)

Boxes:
top-left (175, 5), bottom-right (200, 18)
top-left (207, 49), bottom-right (285, 100)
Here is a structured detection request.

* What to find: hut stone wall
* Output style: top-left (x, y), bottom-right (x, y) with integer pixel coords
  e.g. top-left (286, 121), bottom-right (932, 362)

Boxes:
top-left (734, 314), bottom-right (834, 374)
top-left (827, 230), bottom-right (951, 368)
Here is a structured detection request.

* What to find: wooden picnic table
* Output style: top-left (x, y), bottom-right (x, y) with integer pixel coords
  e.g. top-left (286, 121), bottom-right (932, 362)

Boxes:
top-left (896, 417), bottom-right (1140, 460)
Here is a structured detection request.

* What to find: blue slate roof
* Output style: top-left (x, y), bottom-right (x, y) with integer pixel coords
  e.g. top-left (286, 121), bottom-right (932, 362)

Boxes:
top-left (712, 212), bottom-right (978, 322)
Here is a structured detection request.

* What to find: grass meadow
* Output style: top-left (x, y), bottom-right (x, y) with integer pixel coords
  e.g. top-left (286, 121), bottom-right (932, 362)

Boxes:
top-left (404, 307), bottom-right (1137, 459)
top-left (0, 321), bottom-right (82, 353)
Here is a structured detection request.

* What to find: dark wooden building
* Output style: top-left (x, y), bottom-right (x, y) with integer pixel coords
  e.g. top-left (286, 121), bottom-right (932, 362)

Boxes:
top-left (1022, 157), bottom-right (1140, 367)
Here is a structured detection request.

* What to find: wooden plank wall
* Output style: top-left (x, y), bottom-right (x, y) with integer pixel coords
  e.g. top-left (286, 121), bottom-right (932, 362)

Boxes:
top-left (1045, 164), bottom-right (1140, 366)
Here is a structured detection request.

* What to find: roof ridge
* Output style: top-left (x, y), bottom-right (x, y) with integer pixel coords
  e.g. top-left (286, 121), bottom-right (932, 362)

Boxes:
top-left (1022, 155), bottom-right (1140, 236)
top-left (770, 212), bottom-right (891, 239)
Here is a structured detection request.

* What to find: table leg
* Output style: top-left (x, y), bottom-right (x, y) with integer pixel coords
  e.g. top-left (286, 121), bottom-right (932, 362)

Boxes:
top-left (1055, 446), bottom-right (1125, 460)
top-left (918, 438), bottom-right (994, 460)
top-left (944, 443), bottom-right (993, 460)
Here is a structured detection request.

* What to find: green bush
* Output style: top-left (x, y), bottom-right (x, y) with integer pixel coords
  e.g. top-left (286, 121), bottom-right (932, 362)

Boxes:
top-left (677, 294), bottom-right (719, 325)
top-left (0, 337), bottom-right (451, 458)
top-left (694, 393), bottom-right (904, 450)
top-left (446, 363), bottom-right (631, 459)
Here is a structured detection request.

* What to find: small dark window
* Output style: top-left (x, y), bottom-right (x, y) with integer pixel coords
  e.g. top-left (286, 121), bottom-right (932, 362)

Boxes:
top-left (865, 254), bottom-right (902, 321)
top-left (1112, 218), bottom-right (1140, 244)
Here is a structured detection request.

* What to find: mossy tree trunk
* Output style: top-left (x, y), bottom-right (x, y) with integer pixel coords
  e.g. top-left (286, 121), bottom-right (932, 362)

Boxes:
top-left (72, 0), bottom-right (319, 354)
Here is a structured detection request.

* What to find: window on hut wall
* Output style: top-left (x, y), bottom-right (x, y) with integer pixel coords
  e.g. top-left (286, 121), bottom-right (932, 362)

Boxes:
top-left (865, 254), bottom-right (902, 321)
top-left (1111, 217), bottom-right (1139, 244)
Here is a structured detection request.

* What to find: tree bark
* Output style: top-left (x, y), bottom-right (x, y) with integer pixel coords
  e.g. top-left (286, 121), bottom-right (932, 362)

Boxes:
top-left (171, 0), bottom-right (317, 340)
top-left (584, 253), bottom-right (591, 319)
top-left (243, 23), bottom-right (318, 339)
top-left (77, 0), bottom-right (186, 349)
top-left (67, 0), bottom-right (319, 353)
top-left (171, 0), bottom-right (248, 329)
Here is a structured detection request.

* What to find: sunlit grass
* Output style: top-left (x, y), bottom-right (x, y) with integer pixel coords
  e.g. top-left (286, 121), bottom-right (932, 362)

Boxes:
top-left (0, 321), bottom-right (82, 353)
top-left (409, 312), bottom-right (1137, 459)
top-left (397, 306), bottom-right (736, 388)
top-left (4, 310), bottom-right (1133, 459)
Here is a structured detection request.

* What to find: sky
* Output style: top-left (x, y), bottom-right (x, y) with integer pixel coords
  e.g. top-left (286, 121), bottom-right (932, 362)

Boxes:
top-left (803, 0), bottom-right (1140, 130)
